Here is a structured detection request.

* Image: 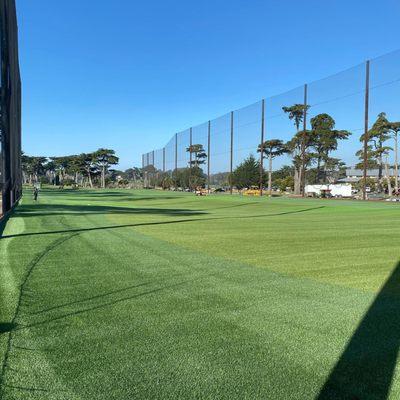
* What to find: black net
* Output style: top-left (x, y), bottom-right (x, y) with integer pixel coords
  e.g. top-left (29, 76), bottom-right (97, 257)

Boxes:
top-left (209, 112), bottom-right (231, 188)
top-left (0, 0), bottom-right (22, 216)
top-left (142, 50), bottom-right (400, 197)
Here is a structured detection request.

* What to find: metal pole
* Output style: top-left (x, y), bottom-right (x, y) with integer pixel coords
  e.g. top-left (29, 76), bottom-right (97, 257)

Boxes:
top-left (175, 133), bottom-right (178, 188)
top-left (163, 147), bottom-right (166, 173)
top-left (189, 127), bottom-right (193, 190)
top-left (189, 128), bottom-right (193, 165)
top-left (301, 84), bottom-right (308, 197)
top-left (363, 60), bottom-right (370, 201)
top-left (160, 148), bottom-right (165, 189)
top-left (230, 111), bottom-right (234, 195)
top-left (207, 120), bottom-right (211, 193)
top-left (152, 150), bottom-right (155, 188)
top-left (259, 99), bottom-right (265, 196)
top-left (303, 84), bottom-right (308, 131)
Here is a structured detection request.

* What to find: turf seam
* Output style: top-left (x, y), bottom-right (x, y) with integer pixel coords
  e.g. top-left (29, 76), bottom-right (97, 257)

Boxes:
top-left (0, 232), bottom-right (79, 399)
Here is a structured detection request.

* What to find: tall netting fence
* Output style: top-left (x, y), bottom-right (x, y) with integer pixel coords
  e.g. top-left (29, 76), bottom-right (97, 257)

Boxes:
top-left (142, 49), bottom-right (400, 198)
top-left (209, 113), bottom-right (231, 190)
top-left (0, 0), bottom-right (22, 217)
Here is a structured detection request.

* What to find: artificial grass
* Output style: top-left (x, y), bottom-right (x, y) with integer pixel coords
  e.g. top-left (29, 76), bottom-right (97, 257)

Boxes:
top-left (0, 188), bottom-right (400, 399)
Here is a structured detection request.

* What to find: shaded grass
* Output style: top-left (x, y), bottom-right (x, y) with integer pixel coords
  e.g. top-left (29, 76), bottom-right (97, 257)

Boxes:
top-left (1, 188), bottom-right (400, 399)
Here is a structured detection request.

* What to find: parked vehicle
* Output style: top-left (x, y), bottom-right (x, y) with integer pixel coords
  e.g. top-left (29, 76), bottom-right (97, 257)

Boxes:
top-left (305, 184), bottom-right (352, 198)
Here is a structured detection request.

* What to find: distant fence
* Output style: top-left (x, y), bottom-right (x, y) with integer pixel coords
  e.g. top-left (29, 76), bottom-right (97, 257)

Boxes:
top-left (0, 0), bottom-right (22, 216)
top-left (142, 49), bottom-right (400, 199)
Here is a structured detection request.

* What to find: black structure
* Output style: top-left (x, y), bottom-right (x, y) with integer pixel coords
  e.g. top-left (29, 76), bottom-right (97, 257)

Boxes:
top-left (0, 0), bottom-right (22, 216)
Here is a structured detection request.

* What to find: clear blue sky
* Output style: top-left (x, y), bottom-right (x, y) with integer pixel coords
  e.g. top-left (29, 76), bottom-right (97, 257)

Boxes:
top-left (18, 0), bottom-right (400, 170)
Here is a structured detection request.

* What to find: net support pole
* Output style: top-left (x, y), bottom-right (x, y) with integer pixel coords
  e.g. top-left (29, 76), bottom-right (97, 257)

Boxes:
top-left (163, 147), bottom-right (166, 173)
top-left (162, 148), bottom-right (166, 190)
top-left (189, 128), bottom-right (193, 165)
top-left (363, 60), bottom-right (370, 201)
top-left (189, 127), bottom-right (193, 190)
top-left (152, 150), bottom-right (155, 188)
top-left (301, 84), bottom-right (308, 197)
top-left (175, 133), bottom-right (178, 188)
top-left (259, 99), bottom-right (265, 196)
top-left (230, 111), bottom-right (234, 195)
top-left (207, 120), bottom-right (211, 193)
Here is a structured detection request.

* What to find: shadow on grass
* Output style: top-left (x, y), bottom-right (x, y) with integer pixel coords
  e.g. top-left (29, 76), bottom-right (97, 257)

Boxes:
top-left (317, 261), bottom-right (400, 400)
top-left (1, 206), bottom-right (324, 240)
top-left (0, 211), bottom-right (12, 237)
top-left (18, 272), bottom-right (221, 331)
top-left (0, 323), bottom-right (17, 335)
top-left (31, 188), bottom-right (180, 201)
top-left (14, 203), bottom-right (207, 218)
top-left (2, 384), bottom-right (70, 395)
top-left (31, 281), bottom-right (155, 315)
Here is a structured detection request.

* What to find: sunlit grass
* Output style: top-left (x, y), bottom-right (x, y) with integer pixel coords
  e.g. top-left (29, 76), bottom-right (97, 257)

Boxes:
top-left (1, 188), bottom-right (399, 399)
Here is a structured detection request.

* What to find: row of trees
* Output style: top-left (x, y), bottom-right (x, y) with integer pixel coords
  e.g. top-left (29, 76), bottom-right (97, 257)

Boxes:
top-left (147, 108), bottom-right (351, 193)
top-left (256, 106), bottom-right (352, 195)
top-left (143, 143), bottom-right (209, 190)
top-left (356, 112), bottom-right (400, 194)
top-left (231, 156), bottom-right (345, 192)
top-left (146, 106), bottom-right (400, 196)
top-left (21, 149), bottom-right (131, 188)
top-left (246, 107), bottom-right (399, 195)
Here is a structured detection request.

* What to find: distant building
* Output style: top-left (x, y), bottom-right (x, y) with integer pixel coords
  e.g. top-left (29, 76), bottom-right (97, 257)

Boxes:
top-left (338, 168), bottom-right (400, 183)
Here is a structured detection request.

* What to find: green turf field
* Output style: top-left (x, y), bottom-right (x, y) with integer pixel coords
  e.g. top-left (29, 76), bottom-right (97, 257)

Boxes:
top-left (1, 188), bottom-right (400, 399)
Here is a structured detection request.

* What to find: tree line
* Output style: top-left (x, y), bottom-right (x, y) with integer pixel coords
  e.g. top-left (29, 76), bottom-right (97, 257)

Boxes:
top-left (25, 107), bottom-right (400, 195)
top-left (146, 106), bottom-right (400, 196)
top-left (143, 144), bottom-right (209, 190)
top-left (21, 149), bottom-right (141, 188)
top-left (237, 108), bottom-right (399, 195)
top-left (256, 106), bottom-right (352, 195)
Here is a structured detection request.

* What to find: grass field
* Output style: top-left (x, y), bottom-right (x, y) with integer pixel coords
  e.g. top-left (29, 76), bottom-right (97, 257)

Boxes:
top-left (1, 188), bottom-right (400, 399)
